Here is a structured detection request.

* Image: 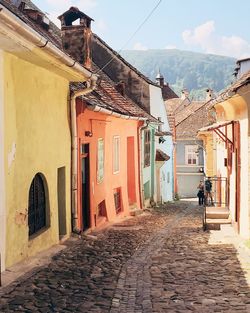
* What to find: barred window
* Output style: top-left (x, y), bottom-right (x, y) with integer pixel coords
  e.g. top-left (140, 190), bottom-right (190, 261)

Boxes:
top-left (28, 173), bottom-right (47, 237)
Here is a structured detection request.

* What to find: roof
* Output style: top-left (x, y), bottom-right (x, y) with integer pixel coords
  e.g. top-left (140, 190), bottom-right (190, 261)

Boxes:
top-left (210, 69), bottom-right (250, 107)
top-left (155, 149), bottom-right (170, 162)
top-left (176, 101), bottom-right (215, 138)
top-left (0, 0), bottom-right (63, 49)
top-left (92, 34), bottom-right (159, 87)
top-left (175, 100), bottom-right (206, 126)
top-left (161, 84), bottom-right (179, 101)
top-left (71, 63), bottom-right (159, 123)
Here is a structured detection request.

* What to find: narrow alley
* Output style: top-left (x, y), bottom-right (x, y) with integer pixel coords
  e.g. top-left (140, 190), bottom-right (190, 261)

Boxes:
top-left (1, 201), bottom-right (250, 313)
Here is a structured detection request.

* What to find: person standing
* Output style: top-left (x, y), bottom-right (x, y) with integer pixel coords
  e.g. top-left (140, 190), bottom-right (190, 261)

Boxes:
top-left (205, 177), bottom-right (214, 205)
top-left (197, 180), bottom-right (204, 205)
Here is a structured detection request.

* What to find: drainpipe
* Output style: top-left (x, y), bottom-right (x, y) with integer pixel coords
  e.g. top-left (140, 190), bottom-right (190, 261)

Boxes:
top-left (71, 77), bottom-right (98, 233)
top-left (138, 121), bottom-right (150, 209)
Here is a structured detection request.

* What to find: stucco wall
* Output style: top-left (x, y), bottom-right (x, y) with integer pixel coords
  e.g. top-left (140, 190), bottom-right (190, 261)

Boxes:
top-left (149, 84), bottom-right (173, 202)
top-left (176, 139), bottom-right (204, 198)
top-left (4, 53), bottom-right (72, 268)
top-left (0, 49), bottom-right (6, 271)
top-left (76, 101), bottom-right (141, 227)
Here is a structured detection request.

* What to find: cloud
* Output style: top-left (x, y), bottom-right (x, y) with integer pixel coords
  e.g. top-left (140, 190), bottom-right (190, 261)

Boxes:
top-left (182, 21), bottom-right (250, 58)
top-left (133, 42), bottom-right (148, 51)
top-left (165, 44), bottom-right (177, 49)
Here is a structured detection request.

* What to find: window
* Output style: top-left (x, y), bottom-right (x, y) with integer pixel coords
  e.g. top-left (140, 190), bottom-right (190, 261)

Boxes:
top-left (185, 145), bottom-right (198, 165)
top-left (114, 188), bottom-right (122, 214)
top-left (144, 130), bottom-right (151, 167)
top-left (28, 173), bottom-right (47, 237)
top-left (97, 138), bottom-right (104, 183)
top-left (113, 136), bottom-right (120, 173)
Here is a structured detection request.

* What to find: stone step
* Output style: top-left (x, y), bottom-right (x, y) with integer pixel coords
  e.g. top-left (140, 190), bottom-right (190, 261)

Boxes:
top-left (206, 207), bottom-right (229, 219)
top-left (205, 218), bottom-right (231, 230)
top-left (130, 208), bottom-right (143, 217)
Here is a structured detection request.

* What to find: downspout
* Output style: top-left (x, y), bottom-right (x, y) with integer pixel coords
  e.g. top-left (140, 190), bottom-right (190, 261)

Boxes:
top-left (71, 77), bottom-right (98, 233)
top-left (138, 121), bottom-right (150, 209)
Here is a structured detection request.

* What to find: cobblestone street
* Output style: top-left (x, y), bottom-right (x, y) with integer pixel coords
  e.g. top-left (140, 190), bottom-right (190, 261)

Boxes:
top-left (1, 201), bottom-right (250, 313)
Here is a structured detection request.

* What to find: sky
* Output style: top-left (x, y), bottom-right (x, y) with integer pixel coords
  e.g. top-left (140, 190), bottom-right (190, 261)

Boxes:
top-left (32, 0), bottom-right (250, 59)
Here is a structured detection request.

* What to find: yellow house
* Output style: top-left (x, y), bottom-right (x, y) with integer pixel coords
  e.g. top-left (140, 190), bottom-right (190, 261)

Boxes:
top-left (0, 1), bottom-right (96, 270)
top-left (199, 68), bottom-right (250, 238)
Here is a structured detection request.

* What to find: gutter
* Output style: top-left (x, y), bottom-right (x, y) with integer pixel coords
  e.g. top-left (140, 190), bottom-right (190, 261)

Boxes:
top-left (87, 104), bottom-right (148, 121)
top-left (71, 78), bottom-right (98, 233)
top-left (137, 121), bottom-right (150, 209)
top-left (0, 4), bottom-right (93, 79)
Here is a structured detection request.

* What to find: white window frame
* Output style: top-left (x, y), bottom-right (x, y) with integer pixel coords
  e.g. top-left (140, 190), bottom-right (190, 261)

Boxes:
top-left (185, 145), bottom-right (198, 165)
top-left (113, 136), bottom-right (120, 174)
top-left (97, 138), bottom-right (104, 183)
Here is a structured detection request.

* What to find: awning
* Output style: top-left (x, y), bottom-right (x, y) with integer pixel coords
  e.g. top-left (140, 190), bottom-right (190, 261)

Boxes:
top-left (155, 149), bottom-right (170, 162)
top-left (198, 120), bottom-right (235, 147)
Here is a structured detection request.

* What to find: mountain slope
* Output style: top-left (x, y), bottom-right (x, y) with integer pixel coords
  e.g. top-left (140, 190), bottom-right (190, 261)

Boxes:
top-left (120, 49), bottom-right (236, 99)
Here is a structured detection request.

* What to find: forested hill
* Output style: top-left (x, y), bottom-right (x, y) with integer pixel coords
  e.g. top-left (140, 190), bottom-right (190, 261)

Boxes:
top-left (120, 49), bottom-right (236, 99)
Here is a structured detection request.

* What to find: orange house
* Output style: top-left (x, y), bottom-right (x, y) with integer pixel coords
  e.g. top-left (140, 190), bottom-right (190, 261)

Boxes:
top-left (73, 76), bottom-right (156, 231)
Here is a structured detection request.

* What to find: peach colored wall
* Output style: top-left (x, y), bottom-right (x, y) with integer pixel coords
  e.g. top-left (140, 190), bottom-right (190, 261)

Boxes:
top-left (76, 100), bottom-right (141, 230)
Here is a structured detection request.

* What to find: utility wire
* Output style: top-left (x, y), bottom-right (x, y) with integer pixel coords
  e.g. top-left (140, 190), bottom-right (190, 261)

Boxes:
top-left (95, 0), bottom-right (163, 74)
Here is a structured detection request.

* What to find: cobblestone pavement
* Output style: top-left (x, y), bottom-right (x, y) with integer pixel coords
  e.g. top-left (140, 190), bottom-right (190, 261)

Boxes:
top-left (1, 202), bottom-right (250, 313)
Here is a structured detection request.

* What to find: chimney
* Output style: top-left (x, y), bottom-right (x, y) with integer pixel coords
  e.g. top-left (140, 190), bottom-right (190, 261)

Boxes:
top-left (181, 88), bottom-right (189, 100)
top-left (206, 88), bottom-right (213, 102)
top-left (58, 7), bottom-right (93, 70)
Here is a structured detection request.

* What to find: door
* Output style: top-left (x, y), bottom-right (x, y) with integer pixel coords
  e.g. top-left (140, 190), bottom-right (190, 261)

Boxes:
top-left (127, 137), bottom-right (136, 205)
top-left (81, 144), bottom-right (91, 230)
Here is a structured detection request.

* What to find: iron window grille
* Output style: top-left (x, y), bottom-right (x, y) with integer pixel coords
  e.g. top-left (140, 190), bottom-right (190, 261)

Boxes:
top-left (28, 173), bottom-right (46, 237)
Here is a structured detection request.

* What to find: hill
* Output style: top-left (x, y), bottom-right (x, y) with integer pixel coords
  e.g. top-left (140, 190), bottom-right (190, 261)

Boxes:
top-left (120, 49), bottom-right (236, 100)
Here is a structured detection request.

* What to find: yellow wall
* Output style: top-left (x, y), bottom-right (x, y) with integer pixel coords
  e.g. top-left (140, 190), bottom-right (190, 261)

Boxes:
top-left (4, 52), bottom-right (72, 267)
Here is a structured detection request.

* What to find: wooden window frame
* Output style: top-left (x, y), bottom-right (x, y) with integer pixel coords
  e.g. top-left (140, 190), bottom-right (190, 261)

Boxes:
top-left (185, 145), bottom-right (198, 165)
top-left (113, 136), bottom-right (120, 174)
top-left (97, 138), bottom-right (104, 184)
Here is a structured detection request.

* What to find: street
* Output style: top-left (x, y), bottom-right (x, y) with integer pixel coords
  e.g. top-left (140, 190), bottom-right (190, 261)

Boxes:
top-left (1, 201), bottom-right (250, 313)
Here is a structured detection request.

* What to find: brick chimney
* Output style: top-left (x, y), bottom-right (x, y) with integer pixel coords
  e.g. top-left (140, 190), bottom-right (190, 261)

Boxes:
top-left (58, 7), bottom-right (93, 70)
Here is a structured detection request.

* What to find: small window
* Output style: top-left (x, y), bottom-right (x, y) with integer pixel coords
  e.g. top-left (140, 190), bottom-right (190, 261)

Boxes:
top-left (114, 188), bottom-right (122, 214)
top-left (144, 130), bottom-right (151, 167)
top-left (185, 145), bottom-right (198, 165)
top-left (28, 173), bottom-right (47, 237)
top-left (113, 136), bottom-right (120, 174)
top-left (97, 138), bottom-right (104, 183)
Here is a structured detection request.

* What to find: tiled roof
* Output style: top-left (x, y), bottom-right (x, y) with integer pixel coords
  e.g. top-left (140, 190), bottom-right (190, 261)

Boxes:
top-left (176, 102), bottom-right (215, 138)
top-left (71, 64), bottom-right (159, 122)
top-left (175, 100), bottom-right (206, 126)
top-left (0, 0), bottom-right (62, 49)
top-left (92, 34), bottom-right (159, 87)
top-left (161, 84), bottom-right (179, 101)
top-left (209, 70), bottom-right (250, 107)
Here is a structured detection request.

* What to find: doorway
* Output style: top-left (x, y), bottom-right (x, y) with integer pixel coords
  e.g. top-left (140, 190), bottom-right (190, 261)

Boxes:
top-left (127, 137), bottom-right (136, 205)
top-left (81, 144), bottom-right (91, 230)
